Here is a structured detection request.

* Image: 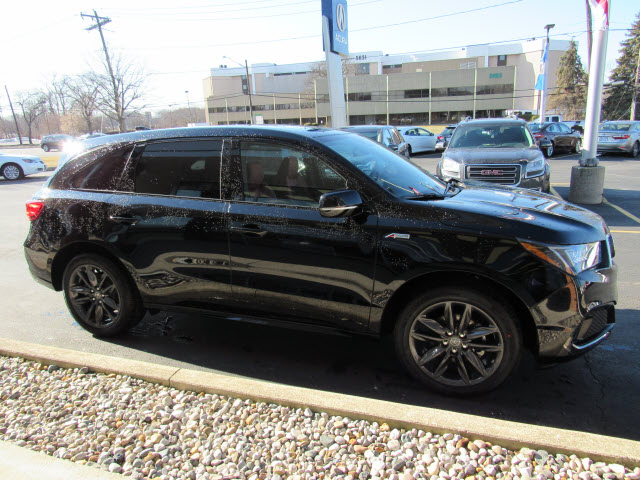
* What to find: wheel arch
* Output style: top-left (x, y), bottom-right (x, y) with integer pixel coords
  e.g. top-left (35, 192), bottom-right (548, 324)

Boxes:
top-left (51, 241), bottom-right (133, 291)
top-left (378, 270), bottom-right (538, 355)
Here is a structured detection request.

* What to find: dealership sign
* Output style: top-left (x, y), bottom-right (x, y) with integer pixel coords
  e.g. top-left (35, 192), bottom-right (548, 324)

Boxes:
top-left (322, 0), bottom-right (348, 56)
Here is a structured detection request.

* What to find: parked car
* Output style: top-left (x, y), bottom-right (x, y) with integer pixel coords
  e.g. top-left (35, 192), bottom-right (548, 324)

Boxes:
top-left (396, 126), bottom-right (436, 155)
top-left (436, 118), bottom-right (550, 192)
top-left (597, 121), bottom-right (640, 158)
top-left (435, 124), bottom-right (457, 151)
top-left (25, 126), bottom-right (617, 395)
top-left (77, 132), bottom-right (107, 140)
top-left (340, 125), bottom-right (409, 158)
top-left (529, 122), bottom-right (582, 157)
top-left (1, 152), bottom-right (46, 180)
top-left (40, 134), bottom-right (74, 152)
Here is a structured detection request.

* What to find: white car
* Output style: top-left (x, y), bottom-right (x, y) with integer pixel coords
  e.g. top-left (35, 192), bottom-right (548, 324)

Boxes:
top-left (396, 126), bottom-right (437, 155)
top-left (0, 153), bottom-right (47, 181)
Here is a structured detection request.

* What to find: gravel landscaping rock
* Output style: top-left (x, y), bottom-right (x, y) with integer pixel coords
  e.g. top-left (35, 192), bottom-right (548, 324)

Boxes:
top-left (0, 355), bottom-right (638, 480)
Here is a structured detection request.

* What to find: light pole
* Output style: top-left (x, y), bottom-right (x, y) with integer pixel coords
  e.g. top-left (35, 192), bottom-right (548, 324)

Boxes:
top-left (538, 23), bottom-right (555, 125)
top-left (185, 91), bottom-right (193, 124)
top-left (224, 56), bottom-right (254, 124)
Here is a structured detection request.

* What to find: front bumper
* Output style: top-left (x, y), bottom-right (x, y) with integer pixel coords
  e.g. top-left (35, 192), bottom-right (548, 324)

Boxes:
top-left (531, 260), bottom-right (617, 359)
top-left (23, 162), bottom-right (47, 176)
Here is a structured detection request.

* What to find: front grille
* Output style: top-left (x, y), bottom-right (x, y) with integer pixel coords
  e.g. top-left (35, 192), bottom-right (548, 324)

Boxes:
top-left (576, 305), bottom-right (615, 343)
top-left (466, 164), bottom-right (521, 185)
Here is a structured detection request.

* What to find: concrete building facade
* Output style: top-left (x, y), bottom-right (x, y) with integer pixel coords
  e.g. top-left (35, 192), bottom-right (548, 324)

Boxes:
top-left (203, 39), bottom-right (569, 126)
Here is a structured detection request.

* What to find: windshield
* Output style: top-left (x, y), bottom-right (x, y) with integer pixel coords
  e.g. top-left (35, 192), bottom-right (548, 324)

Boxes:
top-left (528, 124), bottom-right (544, 132)
top-left (318, 132), bottom-right (447, 198)
top-left (344, 128), bottom-right (379, 141)
top-left (601, 123), bottom-right (631, 132)
top-left (449, 124), bottom-right (536, 148)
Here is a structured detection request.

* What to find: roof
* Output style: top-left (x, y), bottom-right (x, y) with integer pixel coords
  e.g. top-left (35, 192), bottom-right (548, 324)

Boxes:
top-left (457, 118), bottom-right (527, 126)
top-left (340, 125), bottom-right (390, 131)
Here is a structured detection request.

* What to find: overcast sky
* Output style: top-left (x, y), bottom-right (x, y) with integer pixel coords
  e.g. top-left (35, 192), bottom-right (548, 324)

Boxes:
top-left (2, 0), bottom-right (638, 114)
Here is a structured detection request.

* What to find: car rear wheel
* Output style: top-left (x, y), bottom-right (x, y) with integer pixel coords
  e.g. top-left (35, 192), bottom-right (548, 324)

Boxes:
top-left (573, 139), bottom-right (582, 154)
top-left (407, 145), bottom-right (412, 157)
top-left (42, 144), bottom-right (50, 152)
top-left (545, 143), bottom-right (554, 157)
top-left (1, 163), bottom-right (24, 180)
top-left (394, 287), bottom-right (522, 395)
top-left (63, 254), bottom-right (144, 337)
top-left (630, 142), bottom-right (639, 158)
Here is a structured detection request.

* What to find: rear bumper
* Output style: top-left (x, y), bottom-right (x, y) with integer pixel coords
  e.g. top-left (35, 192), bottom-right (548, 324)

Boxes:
top-left (532, 262), bottom-right (617, 359)
top-left (597, 141), bottom-right (632, 153)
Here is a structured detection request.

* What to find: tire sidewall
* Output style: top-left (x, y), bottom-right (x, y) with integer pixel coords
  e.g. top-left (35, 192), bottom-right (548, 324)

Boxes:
top-left (62, 254), bottom-right (141, 337)
top-left (393, 287), bottom-right (522, 395)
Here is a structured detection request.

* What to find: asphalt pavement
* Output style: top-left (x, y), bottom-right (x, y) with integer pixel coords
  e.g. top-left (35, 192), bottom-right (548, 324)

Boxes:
top-left (1, 147), bottom-right (638, 442)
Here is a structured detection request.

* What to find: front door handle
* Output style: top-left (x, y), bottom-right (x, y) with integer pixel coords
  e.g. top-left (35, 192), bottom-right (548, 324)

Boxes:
top-left (230, 225), bottom-right (268, 237)
top-left (109, 215), bottom-right (140, 225)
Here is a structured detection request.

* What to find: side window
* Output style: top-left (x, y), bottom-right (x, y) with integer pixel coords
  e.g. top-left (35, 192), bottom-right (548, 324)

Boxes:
top-left (559, 123), bottom-right (571, 134)
top-left (133, 140), bottom-right (222, 199)
top-left (417, 128), bottom-right (432, 136)
top-left (405, 129), bottom-right (416, 136)
top-left (548, 124), bottom-right (559, 133)
top-left (239, 141), bottom-right (347, 207)
top-left (67, 146), bottom-right (134, 191)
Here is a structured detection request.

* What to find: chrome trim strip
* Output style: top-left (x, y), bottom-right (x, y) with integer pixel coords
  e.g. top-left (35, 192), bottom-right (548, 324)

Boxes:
top-left (572, 324), bottom-right (615, 350)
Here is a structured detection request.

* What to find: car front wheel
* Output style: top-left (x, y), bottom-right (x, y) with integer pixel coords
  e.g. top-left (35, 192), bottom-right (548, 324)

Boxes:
top-left (42, 144), bottom-right (50, 152)
top-left (545, 143), bottom-right (554, 157)
top-left (574, 139), bottom-right (582, 153)
top-left (394, 287), bottom-right (522, 395)
top-left (63, 254), bottom-right (144, 337)
top-left (1, 163), bottom-right (24, 180)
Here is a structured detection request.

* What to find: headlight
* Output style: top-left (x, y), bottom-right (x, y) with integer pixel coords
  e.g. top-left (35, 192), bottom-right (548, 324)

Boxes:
top-left (441, 157), bottom-right (460, 177)
top-left (526, 157), bottom-right (546, 177)
top-left (520, 239), bottom-right (601, 275)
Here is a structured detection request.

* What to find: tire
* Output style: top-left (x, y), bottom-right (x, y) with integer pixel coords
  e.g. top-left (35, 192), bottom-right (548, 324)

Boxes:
top-left (407, 145), bottom-right (412, 157)
top-left (545, 143), bottom-right (554, 157)
top-left (42, 144), bottom-right (50, 152)
top-left (393, 287), bottom-right (522, 395)
top-left (1, 163), bottom-right (24, 180)
top-left (63, 254), bottom-right (144, 337)
top-left (573, 139), bottom-right (582, 154)
top-left (630, 142), bottom-right (639, 158)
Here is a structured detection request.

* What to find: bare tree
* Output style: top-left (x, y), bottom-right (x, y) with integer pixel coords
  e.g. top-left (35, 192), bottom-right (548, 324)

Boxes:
top-left (68, 74), bottom-right (100, 133)
top-left (16, 90), bottom-right (47, 144)
top-left (46, 75), bottom-right (73, 116)
top-left (92, 53), bottom-right (147, 132)
top-left (304, 58), bottom-right (356, 91)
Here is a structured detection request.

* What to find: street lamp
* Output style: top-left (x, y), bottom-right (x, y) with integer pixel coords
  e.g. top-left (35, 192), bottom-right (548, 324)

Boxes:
top-left (185, 91), bottom-right (193, 125)
top-left (223, 56), bottom-right (254, 124)
top-left (538, 24), bottom-right (555, 125)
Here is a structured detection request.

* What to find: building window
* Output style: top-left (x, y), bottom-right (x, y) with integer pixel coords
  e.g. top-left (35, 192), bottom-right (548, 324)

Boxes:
top-left (476, 84), bottom-right (514, 95)
top-left (497, 55), bottom-right (507, 66)
top-left (404, 89), bottom-right (429, 99)
top-left (460, 62), bottom-right (477, 69)
top-left (356, 63), bottom-right (370, 75)
top-left (447, 86), bottom-right (474, 96)
top-left (347, 92), bottom-right (372, 101)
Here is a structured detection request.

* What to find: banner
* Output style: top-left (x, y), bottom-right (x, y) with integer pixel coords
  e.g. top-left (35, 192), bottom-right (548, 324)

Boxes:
top-left (588, 0), bottom-right (609, 31)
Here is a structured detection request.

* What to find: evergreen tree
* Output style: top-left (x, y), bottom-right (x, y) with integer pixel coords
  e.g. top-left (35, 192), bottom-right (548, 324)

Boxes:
top-left (603, 11), bottom-right (640, 120)
top-left (548, 41), bottom-right (587, 120)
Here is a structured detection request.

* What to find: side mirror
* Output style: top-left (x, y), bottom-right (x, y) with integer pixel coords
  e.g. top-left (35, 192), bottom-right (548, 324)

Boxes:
top-left (389, 144), bottom-right (399, 150)
top-left (319, 190), bottom-right (363, 218)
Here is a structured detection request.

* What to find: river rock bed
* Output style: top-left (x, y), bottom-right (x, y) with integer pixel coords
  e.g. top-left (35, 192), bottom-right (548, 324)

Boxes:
top-left (0, 356), bottom-right (637, 480)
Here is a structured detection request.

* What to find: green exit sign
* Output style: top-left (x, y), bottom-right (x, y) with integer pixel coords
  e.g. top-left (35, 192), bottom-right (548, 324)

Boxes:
top-left (490, 73), bottom-right (502, 79)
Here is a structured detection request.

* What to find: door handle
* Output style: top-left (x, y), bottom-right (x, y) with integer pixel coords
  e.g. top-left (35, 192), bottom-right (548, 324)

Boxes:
top-left (230, 225), bottom-right (268, 237)
top-left (109, 215), bottom-right (140, 225)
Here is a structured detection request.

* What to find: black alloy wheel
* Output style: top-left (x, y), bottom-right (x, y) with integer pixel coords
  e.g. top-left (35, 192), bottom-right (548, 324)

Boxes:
top-left (42, 144), bottom-right (50, 152)
top-left (394, 287), bottom-right (521, 395)
top-left (63, 254), bottom-right (143, 336)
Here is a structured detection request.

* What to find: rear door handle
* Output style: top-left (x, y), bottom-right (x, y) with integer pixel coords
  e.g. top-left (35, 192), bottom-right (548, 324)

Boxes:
top-left (230, 225), bottom-right (268, 237)
top-left (109, 215), bottom-right (140, 225)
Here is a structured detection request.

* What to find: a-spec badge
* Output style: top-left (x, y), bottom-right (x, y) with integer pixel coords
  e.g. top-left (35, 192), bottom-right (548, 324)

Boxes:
top-left (385, 233), bottom-right (410, 240)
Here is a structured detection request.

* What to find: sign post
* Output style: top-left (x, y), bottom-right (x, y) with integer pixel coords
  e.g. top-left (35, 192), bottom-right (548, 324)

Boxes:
top-left (569, 0), bottom-right (610, 204)
top-left (321, 0), bottom-right (348, 128)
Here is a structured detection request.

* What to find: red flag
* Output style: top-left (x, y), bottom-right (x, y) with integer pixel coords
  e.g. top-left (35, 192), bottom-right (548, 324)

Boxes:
top-left (588, 0), bottom-right (609, 31)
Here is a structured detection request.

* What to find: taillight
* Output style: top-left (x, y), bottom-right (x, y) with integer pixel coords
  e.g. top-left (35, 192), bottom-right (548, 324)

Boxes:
top-left (612, 135), bottom-right (630, 140)
top-left (534, 133), bottom-right (544, 139)
top-left (26, 201), bottom-right (44, 221)
top-left (437, 135), bottom-right (444, 141)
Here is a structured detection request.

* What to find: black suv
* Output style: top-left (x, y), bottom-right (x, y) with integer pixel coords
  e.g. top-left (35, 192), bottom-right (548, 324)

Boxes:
top-left (24, 126), bottom-right (617, 394)
top-left (40, 134), bottom-right (74, 152)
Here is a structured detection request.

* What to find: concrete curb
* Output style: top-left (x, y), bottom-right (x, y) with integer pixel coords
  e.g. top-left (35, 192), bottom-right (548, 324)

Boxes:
top-left (0, 440), bottom-right (122, 480)
top-left (1, 337), bottom-right (638, 468)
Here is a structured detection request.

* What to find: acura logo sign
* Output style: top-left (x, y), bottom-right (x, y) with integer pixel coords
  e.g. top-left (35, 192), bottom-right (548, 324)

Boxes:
top-left (336, 3), bottom-right (346, 32)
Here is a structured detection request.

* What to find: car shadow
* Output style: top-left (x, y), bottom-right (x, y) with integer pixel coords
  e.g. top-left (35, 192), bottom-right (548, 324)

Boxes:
top-left (102, 307), bottom-right (640, 441)
top-left (0, 174), bottom-right (50, 185)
